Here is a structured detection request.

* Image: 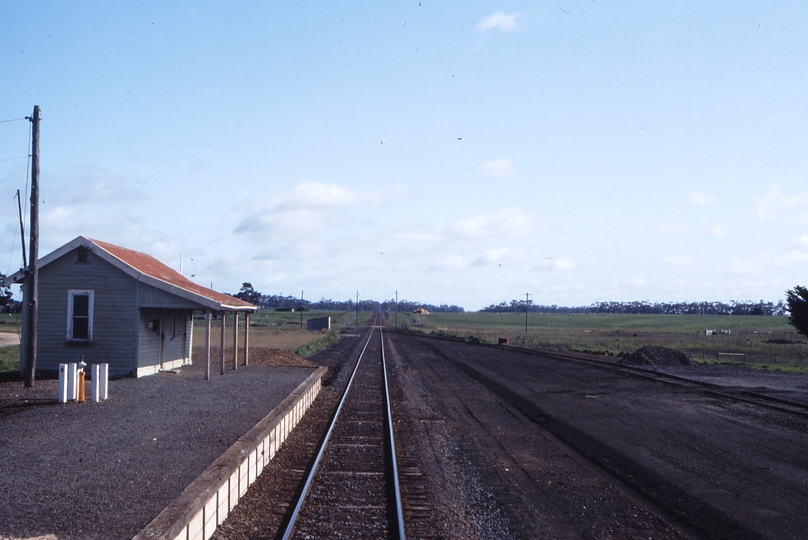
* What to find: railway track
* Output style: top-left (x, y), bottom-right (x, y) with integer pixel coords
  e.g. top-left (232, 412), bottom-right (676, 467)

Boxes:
top-left (541, 349), bottom-right (808, 417)
top-left (279, 320), bottom-right (406, 539)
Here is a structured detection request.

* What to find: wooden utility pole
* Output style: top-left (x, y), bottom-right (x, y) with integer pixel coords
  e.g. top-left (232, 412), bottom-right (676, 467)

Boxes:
top-left (24, 106), bottom-right (40, 388)
top-left (395, 290), bottom-right (398, 328)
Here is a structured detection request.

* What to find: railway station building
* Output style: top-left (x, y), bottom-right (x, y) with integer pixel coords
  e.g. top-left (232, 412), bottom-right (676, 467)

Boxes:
top-left (4, 236), bottom-right (257, 378)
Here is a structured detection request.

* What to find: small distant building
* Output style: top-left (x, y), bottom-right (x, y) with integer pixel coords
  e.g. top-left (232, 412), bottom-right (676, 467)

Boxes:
top-left (4, 236), bottom-right (257, 378)
top-left (307, 316), bottom-right (331, 331)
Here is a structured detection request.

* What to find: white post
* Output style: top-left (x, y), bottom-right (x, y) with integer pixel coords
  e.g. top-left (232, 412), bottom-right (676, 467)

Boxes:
top-left (91, 364), bottom-right (101, 403)
top-left (67, 363), bottom-right (78, 401)
top-left (58, 364), bottom-right (68, 403)
top-left (100, 364), bottom-right (108, 400)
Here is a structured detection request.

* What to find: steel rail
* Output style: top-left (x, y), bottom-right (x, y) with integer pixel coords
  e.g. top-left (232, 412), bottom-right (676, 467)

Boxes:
top-left (380, 326), bottom-right (407, 539)
top-left (280, 316), bottom-right (406, 539)
top-left (279, 324), bottom-right (375, 540)
top-left (535, 349), bottom-right (808, 417)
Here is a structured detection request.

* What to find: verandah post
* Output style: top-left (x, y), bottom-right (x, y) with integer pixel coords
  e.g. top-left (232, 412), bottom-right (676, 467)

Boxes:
top-left (204, 309), bottom-right (211, 380)
top-left (233, 312), bottom-right (239, 370)
top-left (244, 313), bottom-right (250, 366)
top-left (220, 311), bottom-right (226, 375)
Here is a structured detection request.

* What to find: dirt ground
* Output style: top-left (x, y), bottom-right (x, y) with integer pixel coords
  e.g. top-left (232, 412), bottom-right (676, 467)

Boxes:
top-left (191, 346), bottom-right (317, 368)
top-left (385, 332), bottom-right (808, 539)
top-left (0, 332), bottom-right (20, 348)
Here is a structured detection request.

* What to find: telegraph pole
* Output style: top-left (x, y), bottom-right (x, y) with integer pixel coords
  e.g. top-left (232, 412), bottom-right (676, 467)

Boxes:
top-left (300, 290), bottom-right (304, 328)
top-left (395, 290), bottom-right (398, 328)
top-left (24, 106), bottom-right (40, 387)
top-left (524, 292), bottom-right (531, 333)
top-left (355, 291), bottom-right (359, 326)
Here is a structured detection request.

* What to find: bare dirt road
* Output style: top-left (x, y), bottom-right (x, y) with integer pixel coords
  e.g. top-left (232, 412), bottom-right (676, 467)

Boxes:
top-left (0, 332), bottom-right (19, 348)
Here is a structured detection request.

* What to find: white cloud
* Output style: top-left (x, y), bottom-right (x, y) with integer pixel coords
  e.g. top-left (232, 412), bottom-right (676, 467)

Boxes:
top-left (664, 254), bottom-right (693, 266)
top-left (710, 224), bottom-right (727, 237)
top-left (756, 183), bottom-right (808, 222)
top-left (50, 165), bottom-right (145, 206)
top-left (728, 250), bottom-right (808, 276)
top-left (540, 256), bottom-right (575, 271)
top-left (449, 207), bottom-right (539, 240)
top-left (281, 181), bottom-right (376, 209)
top-left (479, 158), bottom-right (515, 178)
top-left (236, 181), bottom-right (377, 234)
top-left (433, 254), bottom-right (467, 270)
top-left (472, 248), bottom-right (508, 266)
top-left (477, 12), bottom-right (520, 34)
top-left (688, 191), bottom-right (717, 206)
top-left (396, 232), bottom-right (443, 243)
top-left (659, 224), bottom-right (688, 235)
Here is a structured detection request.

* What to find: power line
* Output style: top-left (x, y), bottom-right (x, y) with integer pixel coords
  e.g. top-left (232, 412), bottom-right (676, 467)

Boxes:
top-left (0, 117), bottom-right (27, 123)
top-left (0, 154), bottom-right (30, 162)
top-left (23, 121), bottom-right (31, 230)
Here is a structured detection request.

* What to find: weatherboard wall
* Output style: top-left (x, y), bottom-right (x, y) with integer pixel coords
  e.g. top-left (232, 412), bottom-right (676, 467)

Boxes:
top-left (136, 308), bottom-right (194, 376)
top-left (27, 247), bottom-right (139, 376)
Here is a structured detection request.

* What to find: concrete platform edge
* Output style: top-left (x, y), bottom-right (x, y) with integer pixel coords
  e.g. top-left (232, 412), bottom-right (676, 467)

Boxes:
top-left (132, 366), bottom-right (327, 540)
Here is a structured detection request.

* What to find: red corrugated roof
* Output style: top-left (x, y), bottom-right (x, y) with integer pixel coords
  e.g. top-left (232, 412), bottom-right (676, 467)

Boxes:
top-left (89, 238), bottom-right (256, 311)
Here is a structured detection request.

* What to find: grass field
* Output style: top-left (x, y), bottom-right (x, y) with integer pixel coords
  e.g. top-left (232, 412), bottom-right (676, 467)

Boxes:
top-left (193, 309), bottom-right (372, 358)
top-left (0, 313), bottom-right (20, 333)
top-left (391, 311), bottom-right (808, 370)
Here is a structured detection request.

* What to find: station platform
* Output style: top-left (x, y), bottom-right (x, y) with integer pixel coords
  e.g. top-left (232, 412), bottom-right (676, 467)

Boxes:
top-left (0, 362), bottom-right (324, 540)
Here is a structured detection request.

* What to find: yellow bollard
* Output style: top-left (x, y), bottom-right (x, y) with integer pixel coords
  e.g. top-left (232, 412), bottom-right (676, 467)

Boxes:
top-left (78, 370), bottom-right (85, 402)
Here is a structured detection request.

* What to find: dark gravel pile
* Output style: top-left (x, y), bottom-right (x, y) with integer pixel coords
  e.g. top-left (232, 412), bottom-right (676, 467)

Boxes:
top-left (0, 362), bottom-right (316, 540)
top-left (619, 345), bottom-right (693, 367)
top-left (192, 346), bottom-right (316, 367)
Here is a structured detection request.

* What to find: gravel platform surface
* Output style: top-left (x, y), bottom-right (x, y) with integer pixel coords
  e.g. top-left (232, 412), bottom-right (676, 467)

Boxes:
top-left (0, 356), bottom-right (316, 540)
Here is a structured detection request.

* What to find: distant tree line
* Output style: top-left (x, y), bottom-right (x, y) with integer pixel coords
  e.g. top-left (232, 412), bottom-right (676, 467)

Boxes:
top-left (378, 299), bottom-right (464, 313)
top-left (481, 301), bottom-right (590, 314)
top-left (231, 283), bottom-right (464, 313)
top-left (482, 299), bottom-right (787, 316)
top-left (0, 273), bottom-right (19, 313)
top-left (589, 300), bottom-right (786, 315)
top-left (232, 282), bottom-right (787, 317)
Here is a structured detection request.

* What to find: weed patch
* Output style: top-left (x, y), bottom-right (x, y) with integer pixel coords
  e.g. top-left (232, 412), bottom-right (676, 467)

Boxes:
top-left (294, 331), bottom-right (340, 358)
top-left (0, 345), bottom-right (20, 373)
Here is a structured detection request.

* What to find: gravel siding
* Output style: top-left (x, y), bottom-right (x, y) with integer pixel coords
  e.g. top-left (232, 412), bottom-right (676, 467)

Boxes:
top-left (0, 363), bottom-right (316, 540)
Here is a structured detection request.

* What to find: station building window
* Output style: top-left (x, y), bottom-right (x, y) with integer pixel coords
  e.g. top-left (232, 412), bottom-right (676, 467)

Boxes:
top-left (67, 289), bottom-right (94, 342)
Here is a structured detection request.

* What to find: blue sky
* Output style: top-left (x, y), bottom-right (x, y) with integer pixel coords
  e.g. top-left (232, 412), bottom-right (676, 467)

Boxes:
top-left (2, 2), bottom-right (807, 310)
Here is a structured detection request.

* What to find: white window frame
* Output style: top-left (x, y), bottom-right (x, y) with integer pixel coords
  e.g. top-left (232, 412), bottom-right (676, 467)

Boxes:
top-left (66, 289), bottom-right (94, 342)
